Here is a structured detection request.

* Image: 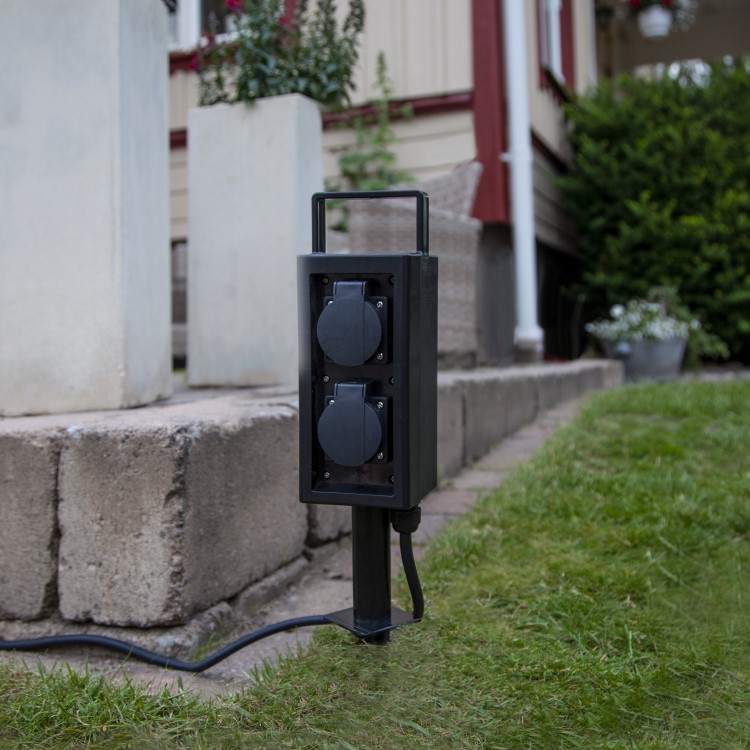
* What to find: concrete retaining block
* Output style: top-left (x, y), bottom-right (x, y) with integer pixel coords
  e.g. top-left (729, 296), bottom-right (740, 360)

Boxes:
top-left (0, 432), bottom-right (60, 620)
top-left (306, 505), bottom-right (351, 547)
top-left (462, 372), bottom-right (510, 462)
top-left (0, 360), bottom-right (623, 633)
top-left (56, 401), bottom-right (306, 627)
top-left (501, 370), bottom-right (539, 434)
top-left (535, 369), bottom-right (564, 411)
top-left (436, 375), bottom-right (465, 479)
top-left (58, 425), bottom-right (184, 626)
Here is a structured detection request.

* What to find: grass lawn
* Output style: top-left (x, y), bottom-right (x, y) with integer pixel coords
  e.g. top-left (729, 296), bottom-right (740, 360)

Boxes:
top-left (1, 380), bottom-right (748, 749)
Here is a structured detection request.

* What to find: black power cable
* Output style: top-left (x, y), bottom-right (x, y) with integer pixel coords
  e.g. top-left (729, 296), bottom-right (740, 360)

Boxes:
top-left (392, 507), bottom-right (424, 619)
top-left (399, 532), bottom-right (424, 620)
top-left (0, 616), bottom-right (329, 673)
top-left (0, 518), bottom-right (424, 672)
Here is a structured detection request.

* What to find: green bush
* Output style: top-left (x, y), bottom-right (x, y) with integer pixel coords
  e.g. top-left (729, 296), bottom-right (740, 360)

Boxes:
top-left (560, 60), bottom-right (750, 361)
top-left (197, 0), bottom-right (365, 110)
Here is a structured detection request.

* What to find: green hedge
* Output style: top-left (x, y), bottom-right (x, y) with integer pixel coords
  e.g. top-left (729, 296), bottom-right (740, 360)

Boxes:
top-left (560, 61), bottom-right (750, 361)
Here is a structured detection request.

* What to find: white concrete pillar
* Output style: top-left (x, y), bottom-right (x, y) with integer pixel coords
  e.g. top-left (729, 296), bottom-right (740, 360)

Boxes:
top-left (0, 0), bottom-right (173, 416)
top-left (187, 94), bottom-right (323, 387)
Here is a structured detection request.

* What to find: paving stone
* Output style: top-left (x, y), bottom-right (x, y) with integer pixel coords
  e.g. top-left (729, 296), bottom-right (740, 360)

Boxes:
top-left (448, 468), bottom-right (506, 491)
top-left (421, 488), bottom-right (477, 515)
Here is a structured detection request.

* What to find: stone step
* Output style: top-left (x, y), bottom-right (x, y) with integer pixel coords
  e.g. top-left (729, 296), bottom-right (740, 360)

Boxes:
top-left (0, 360), bottom-right (622, 639)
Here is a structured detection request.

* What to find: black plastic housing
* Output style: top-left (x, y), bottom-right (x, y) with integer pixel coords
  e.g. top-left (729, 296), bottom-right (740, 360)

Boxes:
top-left (298, 195), bottom-right (437, 510)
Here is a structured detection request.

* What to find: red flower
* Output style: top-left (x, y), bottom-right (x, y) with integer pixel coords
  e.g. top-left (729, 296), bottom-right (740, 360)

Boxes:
top-left (629, 0), bottom-right (641, 7)
top-left (225, 0), bottom-right (243, 14)
top-left (663, 0), bottom-right (673, 5)
top-left (190, 54), bottom-right (201, 73)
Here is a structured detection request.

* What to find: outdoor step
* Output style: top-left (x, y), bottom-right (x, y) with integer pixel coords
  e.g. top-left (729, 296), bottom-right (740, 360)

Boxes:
top-left (0, 360), bottom-right (622, 639)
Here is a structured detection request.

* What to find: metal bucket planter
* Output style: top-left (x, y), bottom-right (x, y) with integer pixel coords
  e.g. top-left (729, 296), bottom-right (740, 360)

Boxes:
top-left (637, 6), bottom-right (673, 38)
top-left (601, 338), bottom-right (686, 382)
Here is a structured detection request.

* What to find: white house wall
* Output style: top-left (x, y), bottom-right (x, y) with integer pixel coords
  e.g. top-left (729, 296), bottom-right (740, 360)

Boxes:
top-left (168, 0), bottom-right (475, 241)
top-left (323, 110), bottom-right (476, 185)
top-left (351, 0), bottom-right (473, 102)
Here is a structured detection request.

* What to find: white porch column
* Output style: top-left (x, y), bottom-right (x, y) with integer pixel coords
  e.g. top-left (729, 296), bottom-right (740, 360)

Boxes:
top-left (187, 94), bottom-right (323, 387)
top-left (502, 0), bottom-right (544, 362)
top-left (0, 0), bottom-right (173, 416)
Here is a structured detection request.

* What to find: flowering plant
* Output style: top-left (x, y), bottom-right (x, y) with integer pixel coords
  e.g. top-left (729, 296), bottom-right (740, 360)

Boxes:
top-left (586, 288), bottom-right (729, 367)
top-left (196, 0), bottom-right (365, 110)
top-left (586, 299), bottom-right (691, 342)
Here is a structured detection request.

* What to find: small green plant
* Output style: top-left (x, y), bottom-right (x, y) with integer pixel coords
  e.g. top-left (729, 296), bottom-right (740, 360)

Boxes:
top-left (327, 51), bottom-right (413, 230)
top-left (195, 0), bottom-right (365, 110)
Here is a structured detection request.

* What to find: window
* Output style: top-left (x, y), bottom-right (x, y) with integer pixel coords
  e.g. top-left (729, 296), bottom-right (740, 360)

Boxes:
top-left (539, 0), bottom-right (563, 82)
top-left (169, 0), bottom-right (242, 50)
top-left (537, 0), bottom-right (575, 89)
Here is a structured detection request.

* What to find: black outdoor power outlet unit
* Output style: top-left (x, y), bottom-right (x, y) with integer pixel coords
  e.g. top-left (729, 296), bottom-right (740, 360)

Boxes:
top-left (0, 191), bottom-right (437, 666)
top-left (298, 190), bottom-right (438, 511)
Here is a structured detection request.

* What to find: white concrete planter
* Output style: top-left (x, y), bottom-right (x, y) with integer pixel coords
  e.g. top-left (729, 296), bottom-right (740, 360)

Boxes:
top-left (187, 94), bottom-right (323, 387)
top-left (637, 6), bottom-right (673, 38)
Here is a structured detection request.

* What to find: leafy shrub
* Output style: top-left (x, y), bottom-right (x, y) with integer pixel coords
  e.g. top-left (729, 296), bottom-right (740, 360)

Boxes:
top-left (560, 60), bottom-right (750, 361)
top-left (196, 0), bottom-right (365, 110)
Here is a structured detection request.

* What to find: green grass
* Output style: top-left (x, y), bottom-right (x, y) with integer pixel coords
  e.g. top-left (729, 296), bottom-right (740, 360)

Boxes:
top-left (1, 380), bottom-right (749, 749)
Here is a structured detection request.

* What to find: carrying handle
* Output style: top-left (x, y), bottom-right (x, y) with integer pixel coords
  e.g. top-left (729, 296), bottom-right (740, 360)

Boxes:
top-left (312, 190), bottom-right (429, 255)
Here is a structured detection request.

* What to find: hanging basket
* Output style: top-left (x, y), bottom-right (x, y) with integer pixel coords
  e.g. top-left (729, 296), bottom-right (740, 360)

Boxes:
top-left (637, 6), bottom-right (674, 38)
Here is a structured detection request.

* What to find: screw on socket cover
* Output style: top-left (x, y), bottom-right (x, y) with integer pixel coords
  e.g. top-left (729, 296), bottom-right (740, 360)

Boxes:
top-left (316, 281), bottom-right (382, 366)
top-left (317, 382), bottom-right (385, 467)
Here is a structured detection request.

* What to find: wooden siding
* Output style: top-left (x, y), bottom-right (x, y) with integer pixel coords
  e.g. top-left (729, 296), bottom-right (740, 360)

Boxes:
top-left (169, 71), bottom-right (199, 131)
top-left (351, 0), bottom-right (473, 103)
top-left (323, 110), bottom-right (475, 184)
top-left (532, 147), bottom-right (576, 255)
top-left (170, 147), bottom-right (188, 240)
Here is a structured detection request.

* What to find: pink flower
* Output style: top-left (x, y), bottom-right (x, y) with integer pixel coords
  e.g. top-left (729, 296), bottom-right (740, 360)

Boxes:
top-left (189, 54), bottom-right (201, 72)
top-left (225, 0), bottom-right (243, 14)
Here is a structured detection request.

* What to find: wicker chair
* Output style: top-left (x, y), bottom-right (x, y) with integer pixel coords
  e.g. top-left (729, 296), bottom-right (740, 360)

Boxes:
top-left (347, 161), bottom-right (483, 366)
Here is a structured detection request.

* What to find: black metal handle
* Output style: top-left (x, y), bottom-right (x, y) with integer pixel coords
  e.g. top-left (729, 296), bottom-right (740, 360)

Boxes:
top-left (312, 190), bottom-right (429, 255)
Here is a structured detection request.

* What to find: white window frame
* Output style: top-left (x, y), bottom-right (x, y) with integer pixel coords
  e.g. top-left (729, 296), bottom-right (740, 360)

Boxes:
top-left (169, 0), bottom-right (201, 51)
top-left (539, 0), bottom-right (564, 84)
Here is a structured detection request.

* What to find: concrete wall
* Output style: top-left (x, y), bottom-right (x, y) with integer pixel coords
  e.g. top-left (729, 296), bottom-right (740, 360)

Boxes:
top-left (0, 0), bottom-right (172, 415)
top-left (0, 361), bottom-right (622, 629)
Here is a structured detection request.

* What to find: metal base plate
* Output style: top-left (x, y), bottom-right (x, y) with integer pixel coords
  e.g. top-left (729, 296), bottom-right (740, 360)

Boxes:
top-left (325, 607), bottom-right (420, 638)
